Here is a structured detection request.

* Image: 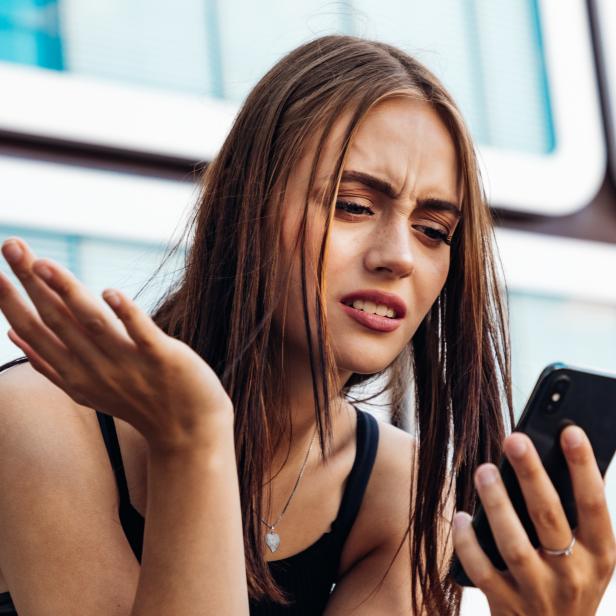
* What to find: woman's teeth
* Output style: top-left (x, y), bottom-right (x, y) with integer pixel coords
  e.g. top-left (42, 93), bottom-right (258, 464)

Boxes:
top-left (350, 299), bottom-right (396, 318)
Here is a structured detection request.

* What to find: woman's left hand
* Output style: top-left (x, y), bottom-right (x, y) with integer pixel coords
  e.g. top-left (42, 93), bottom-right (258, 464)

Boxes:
top-left (453, 425), bottom-right (616, 615)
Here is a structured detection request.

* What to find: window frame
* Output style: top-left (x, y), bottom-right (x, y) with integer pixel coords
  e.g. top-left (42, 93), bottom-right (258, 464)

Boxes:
top-left (0, 0), bottom-right (607, 240)
top-left (592, 0), bottom-right (616, 187)
top-left (495, 228), bottom-right (616, 306)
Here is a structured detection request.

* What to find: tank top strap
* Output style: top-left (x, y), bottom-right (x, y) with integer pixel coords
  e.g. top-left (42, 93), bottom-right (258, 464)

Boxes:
top-left (95, 412), bottom-right (144, 560)
top-left (95, 411), bottom-right (131, 505)
top-left (0, 355), bottom-right (29, 373)
top-left (330, 408), bottom-right (379, 547)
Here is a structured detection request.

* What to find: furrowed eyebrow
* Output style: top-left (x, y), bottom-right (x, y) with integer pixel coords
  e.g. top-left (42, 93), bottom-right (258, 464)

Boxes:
top-left (340, 170), bottom-right (461, 218)
top-left (340, 170), bottom-right (399, 199)
top-left (415, 198), bottom-right (462, 219)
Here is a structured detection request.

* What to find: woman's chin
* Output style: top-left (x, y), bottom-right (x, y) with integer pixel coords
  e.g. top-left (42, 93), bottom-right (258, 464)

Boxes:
top-left (334, 347), bottom-right (401, 376)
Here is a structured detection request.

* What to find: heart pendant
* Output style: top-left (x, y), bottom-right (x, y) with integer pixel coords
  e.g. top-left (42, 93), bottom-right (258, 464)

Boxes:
top-left (265, 531), bottom-right (281, 553)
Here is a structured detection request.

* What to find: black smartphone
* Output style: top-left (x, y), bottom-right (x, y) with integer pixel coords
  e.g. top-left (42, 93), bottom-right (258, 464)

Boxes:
top-left (450, 362), bottom-right (616, 587)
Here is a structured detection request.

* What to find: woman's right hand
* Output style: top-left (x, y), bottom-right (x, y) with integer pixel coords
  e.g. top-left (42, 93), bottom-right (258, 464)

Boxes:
top-left (0, 237), bottom-right (232, 453)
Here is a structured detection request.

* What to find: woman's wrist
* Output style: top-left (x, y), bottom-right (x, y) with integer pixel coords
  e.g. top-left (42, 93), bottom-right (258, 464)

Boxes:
top-left (145, 401), bottom-right (235, 458)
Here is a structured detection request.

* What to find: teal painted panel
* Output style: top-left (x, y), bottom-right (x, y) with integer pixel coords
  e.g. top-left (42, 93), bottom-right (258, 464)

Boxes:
top-left (0, 0), bottom-right (63, 69)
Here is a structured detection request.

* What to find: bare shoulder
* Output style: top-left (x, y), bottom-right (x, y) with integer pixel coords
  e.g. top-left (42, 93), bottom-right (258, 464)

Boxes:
top-left (0, 362), bottom-right (139, 613)
top-left (338, 416), bottom-right (416, 574)
top-left (0, 361), bottom-right (104, 464)
top-left (373, 419), bottom-right (416, 479)
top-left (0, 359), bottom-right (81, 412)
top-left (0, 360), bottom-right (121, 514)
top-left (364, 419), bottom-right (415, 529)
top-left (0, 360), bottom-right (121, 530)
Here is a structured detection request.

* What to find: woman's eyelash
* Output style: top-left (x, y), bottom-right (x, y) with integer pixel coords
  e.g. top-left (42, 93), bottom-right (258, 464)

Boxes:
top-left (335, 201), bottom-right (374, 216)
top-left (335, 201), bottom-right (452, 246)
top-left (411, 225), bottom-right (452, 246)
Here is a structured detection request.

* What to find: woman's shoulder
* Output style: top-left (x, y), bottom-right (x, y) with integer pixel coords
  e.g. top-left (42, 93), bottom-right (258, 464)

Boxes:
top-left (338, 415), bottom-right (415, 575)
top-left (0, 362), bottom-right (140, 610)
top-left (0, 360), bottom-right (94, 440)
top-left (373, 417), bottom-right (416, 469)
top-left (368, 418), bottom-right (415, 517)
top-left (0, 361), bottom-right (115, 492)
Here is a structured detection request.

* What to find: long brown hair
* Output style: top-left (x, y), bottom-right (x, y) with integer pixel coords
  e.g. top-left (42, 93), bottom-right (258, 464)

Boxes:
top-left (150, 35), bottom-right (513, 614)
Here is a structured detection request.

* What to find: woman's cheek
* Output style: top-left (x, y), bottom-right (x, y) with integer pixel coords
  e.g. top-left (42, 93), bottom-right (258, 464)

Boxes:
top-left (423, 252), bottom-right (450, 295)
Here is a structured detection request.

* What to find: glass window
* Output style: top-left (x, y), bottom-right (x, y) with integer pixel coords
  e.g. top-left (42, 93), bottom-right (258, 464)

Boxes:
top-left (59, 0), bottom-right (213, 95)
top-left (348, 0), bottom-right (553, 153)
top-left (0, 0), bottom-right (553, 153)
top-left (509, 292), bottom-right (616, 413)
top-left (215, 1), bottom-right (349, 101)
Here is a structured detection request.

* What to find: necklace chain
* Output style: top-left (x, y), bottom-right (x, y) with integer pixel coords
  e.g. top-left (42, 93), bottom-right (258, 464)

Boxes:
top-left (260, 427), bottom-right (317, 532)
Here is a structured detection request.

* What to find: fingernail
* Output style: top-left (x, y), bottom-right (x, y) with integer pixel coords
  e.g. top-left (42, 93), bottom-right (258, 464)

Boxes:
top-left (507, 436), bottom-right (527, 459)
top-left (563, 426), bottom-right (583, 449)
top-left (34, 264), bottom-right (52, 281)
top-left (104, 290), bottom-right (120, 308)
top-left (453, 511), bottom-right (472, 530)
top-left (477, 465), bottom-right (498, 487)
top-left (3, 242), bottom-right (22, 263)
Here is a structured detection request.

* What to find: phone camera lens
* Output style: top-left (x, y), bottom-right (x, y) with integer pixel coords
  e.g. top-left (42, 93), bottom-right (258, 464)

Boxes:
top-left (554, 377), bottom-right (570, 394)
top-left (544, 375), bottom-right (570, 414)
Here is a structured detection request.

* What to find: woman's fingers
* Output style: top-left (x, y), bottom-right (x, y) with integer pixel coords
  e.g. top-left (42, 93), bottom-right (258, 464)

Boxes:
top-left (7, 328), bottom-right (65, 391)
top-left (2, 238), bottom-right (132, 361)
top-left (30, 257), bottom-right (132, 355)
top-left (102, 288), bottom-right (166, 354)
top-left (0, 270), bottom-right (73, 371)
top-left (452, 511), bottom-right (513, 598)
top-left (473, 463), bottom-right (545, 587)
top-left (455, 429), bottom-right (615, 612)
top-left (561, 426), bottom-right (615, 563)
top-left (504, 433), bottom-right (573, 556)
top-left (2, 236), bottom-right (168, 372)
top-left (1, 240), bottom-right (106, 360)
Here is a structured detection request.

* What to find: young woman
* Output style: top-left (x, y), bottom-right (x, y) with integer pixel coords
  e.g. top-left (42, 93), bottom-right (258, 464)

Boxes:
top-left (0, 35), bottom-right (613, 615)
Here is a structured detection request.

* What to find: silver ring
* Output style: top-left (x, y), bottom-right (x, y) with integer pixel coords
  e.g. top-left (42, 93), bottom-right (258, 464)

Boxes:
top-left (540, 534), bottom-right (576, 557)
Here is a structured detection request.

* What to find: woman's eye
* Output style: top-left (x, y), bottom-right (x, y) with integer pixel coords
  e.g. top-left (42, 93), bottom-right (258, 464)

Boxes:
top-left (411, 224), bottom-right (452, 246)
top-left (335, 201), bottom-right (375, 217)
top-left (334, 203), bottom-right (451, 245)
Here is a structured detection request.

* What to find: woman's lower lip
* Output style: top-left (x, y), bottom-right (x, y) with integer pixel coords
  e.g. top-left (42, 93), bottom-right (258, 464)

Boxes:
top-left (340, 303), bottom-right (402, 332)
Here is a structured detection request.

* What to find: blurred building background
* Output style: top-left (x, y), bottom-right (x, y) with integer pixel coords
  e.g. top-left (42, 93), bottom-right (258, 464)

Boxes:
top-left (0, 0), bottom-right (615, 612)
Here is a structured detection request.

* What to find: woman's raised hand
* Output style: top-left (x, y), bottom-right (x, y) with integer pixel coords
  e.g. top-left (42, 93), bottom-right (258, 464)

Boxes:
top-left (453, 426), bottom-right (616, 615)
top-left (0, 237), bottom-right (233, 452)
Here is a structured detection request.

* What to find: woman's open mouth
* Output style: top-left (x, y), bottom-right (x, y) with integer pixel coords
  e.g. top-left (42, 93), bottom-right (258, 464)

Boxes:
top-left (340, 299), bottom-right (402, 333)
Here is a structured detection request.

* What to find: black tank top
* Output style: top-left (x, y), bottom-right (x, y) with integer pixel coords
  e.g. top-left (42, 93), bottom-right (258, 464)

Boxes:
top-left (0, 357), bottom-right (379, 615)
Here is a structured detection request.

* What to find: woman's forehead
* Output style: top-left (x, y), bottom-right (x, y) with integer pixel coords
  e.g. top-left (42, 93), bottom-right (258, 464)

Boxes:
top-left (308, 97), bottom-right (460, 204)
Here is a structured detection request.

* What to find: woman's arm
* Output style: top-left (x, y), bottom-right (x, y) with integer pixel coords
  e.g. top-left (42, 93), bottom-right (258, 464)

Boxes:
top-left (0, 238), bottom-right (249, 615)
top-left (135, 425), bottom-right (247, 615)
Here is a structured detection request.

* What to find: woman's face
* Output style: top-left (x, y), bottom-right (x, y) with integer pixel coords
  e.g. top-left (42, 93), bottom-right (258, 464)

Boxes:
top-left (278, 96), bottom-right (460, 378)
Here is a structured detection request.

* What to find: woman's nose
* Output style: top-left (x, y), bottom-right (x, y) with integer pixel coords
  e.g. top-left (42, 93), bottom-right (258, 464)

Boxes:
top-left (362, 221), bottom-right (415, 279)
